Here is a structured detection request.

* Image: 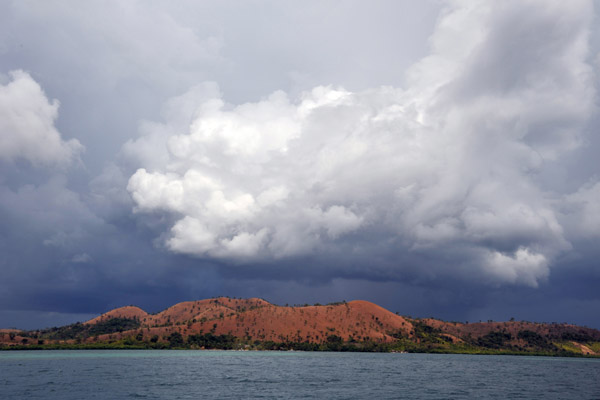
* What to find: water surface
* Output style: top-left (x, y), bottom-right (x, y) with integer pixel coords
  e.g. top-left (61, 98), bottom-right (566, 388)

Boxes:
top-left (1, 350), bottom-right (599, 399)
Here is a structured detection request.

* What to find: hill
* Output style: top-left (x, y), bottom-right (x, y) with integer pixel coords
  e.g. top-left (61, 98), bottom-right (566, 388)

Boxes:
top-left (1, 297), bottom-right (599, 356)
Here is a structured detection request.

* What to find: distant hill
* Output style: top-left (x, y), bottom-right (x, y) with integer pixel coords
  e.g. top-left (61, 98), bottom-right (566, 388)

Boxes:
top-left (2, 297), bottom-right (599, 356)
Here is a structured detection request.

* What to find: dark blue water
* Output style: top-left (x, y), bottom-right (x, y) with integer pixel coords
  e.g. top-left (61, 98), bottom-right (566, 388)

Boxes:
top-left (1, 350), bottom-right (599, 399)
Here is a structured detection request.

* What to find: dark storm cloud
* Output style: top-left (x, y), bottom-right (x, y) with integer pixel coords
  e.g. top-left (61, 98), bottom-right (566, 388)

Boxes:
top-left (1, 0), bottom-right (599, 330)
top-left (126, 0), bottom-right (597, 287)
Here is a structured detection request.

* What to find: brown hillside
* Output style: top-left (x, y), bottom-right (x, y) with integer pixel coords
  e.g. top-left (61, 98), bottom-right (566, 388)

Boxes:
top-left (85, 306), bottom-right (148, 325)
top-left (81, 298), bottom-right (600, 350)
top-left (4, 298), bottom-right (599, 356)
top-left (184, 300), bottom-right (413, 343)
top-left (0, 329), bottom-right (22, 333)
top-left (145, 297), bottom-right (271, 326)
top-left (0, 331), bottom-right (27, 345)
top-left (419, 318), bottom-right (600, 342)
top-left (82, 298), bottom-right (413, 345)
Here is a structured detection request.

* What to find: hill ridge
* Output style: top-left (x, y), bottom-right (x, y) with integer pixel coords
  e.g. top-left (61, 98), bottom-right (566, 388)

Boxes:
top-left (2, 297), bottom-right (599, 356)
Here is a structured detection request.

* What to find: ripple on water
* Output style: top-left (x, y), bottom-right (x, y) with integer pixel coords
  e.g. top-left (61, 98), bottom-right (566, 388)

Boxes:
top-left (1, 351), bottom-right (599, 399)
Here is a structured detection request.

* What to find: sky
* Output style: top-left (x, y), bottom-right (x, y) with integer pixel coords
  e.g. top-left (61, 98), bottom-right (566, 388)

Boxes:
top-left (1, 0), bottom-right (600, 330)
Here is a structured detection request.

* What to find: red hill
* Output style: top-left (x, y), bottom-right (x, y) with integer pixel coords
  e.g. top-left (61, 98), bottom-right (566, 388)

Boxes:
top-left (2, 297), bottom-right (599, 357)
top-left (85, 306), bottom-right (148, 325)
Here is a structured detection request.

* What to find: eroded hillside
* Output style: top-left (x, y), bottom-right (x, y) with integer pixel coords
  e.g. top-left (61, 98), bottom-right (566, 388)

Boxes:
top-left (2, 297), bottom-right (599, 356)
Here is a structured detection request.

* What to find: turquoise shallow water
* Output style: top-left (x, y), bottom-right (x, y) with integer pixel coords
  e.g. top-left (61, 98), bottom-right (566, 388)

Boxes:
top-left (1, 350), bottom-right (599, 399)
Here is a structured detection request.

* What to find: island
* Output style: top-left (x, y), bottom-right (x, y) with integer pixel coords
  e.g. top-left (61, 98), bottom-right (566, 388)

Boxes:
top-left (2, 297), bottom-right (599, 356)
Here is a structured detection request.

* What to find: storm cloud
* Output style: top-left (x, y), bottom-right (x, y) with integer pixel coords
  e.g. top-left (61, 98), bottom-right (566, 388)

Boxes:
top-left (1, 0), bottom-right (599, 329)
top-left (126, 0), bottom-right (597, 288)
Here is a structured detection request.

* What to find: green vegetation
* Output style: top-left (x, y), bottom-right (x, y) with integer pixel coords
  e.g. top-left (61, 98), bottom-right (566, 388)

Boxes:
top-left (587, 342), bottom-right (600, 353)
top-left (168, 332), bottom-right (184, 348)
top-left (560, 330), bottom-right (595, 342)
top-left (88, 318), bottom-right (141, 336)
top-left (477, 331), bottom-right (512, 349)
top-left (3, 332), bottom-right (600, 357)
top-left (18, 317), bottom-right (141, 342)
top-left (187, 333), bottom-right (237, 349)
top-left (554, 341), bottom-right (581, 354)
top-left (517, 330), bottom-right (553, 350)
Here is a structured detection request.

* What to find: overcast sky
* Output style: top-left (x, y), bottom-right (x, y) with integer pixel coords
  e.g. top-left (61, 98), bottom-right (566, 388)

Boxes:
top-left (1, 0), bottom-right (600, 330)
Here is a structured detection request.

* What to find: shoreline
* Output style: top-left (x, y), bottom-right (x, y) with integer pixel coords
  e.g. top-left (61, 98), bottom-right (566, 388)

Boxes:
top-left (2, 344), bottom-right (599, 359)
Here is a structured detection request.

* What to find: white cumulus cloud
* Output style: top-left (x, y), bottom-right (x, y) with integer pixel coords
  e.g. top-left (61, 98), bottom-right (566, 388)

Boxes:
top-left (126, 0), bottom-right (597, 286)
top-left (0, 70), bottom-right (83, 166)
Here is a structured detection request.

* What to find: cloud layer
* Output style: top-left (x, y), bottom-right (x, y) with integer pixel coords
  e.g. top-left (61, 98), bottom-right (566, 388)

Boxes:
top-left (1, 0), bottom-right (600, 330)
top-left (127, 0), bottom-right (597, 287)
top-left (0, 70), bottom-right (82, 166)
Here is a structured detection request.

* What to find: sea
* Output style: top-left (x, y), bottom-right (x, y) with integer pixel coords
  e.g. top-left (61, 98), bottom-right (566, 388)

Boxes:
top-left (1, 350), bottom-right (599, 399)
